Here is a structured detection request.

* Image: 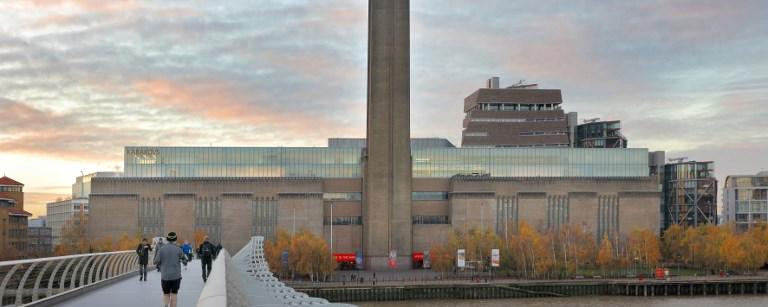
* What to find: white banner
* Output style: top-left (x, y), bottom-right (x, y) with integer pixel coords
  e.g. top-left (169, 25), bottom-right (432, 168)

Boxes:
top-left (457, 249), bottom-right (466, 268)
top-left (491, 249), bottom-right (500, 267)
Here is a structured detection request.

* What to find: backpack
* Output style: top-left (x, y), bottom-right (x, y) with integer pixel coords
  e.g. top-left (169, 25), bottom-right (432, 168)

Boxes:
top-left (202, 244), bottom-right (213, 258)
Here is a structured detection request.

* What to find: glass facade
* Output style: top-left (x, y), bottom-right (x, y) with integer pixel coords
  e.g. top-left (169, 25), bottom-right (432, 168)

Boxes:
top-left (125, 147), bottom-right (363, 178)
top-left (724, 173), bottom-right (768, 231)
top-left (412, 148), bottom-right (647, 178)
top-left (124, 146), bottom-right (649, 179)
top-left (662, 161), bottom-right (717, 229)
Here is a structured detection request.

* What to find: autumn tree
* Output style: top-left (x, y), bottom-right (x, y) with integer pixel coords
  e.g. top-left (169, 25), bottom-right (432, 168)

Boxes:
top-left (56, 214), bottom-right (88, 255)
top-left (662, 224), bottom-right (685, 262)
top-left (596, 234), bottom-right (614, 274)
top-left (429, 243), bottom-right (454, 276)
top-left (116, 233), bottom-right (139, 251)
top-left (628, 229), bottom-right (661, 269)
top-left (265, 228), bottom-right (336, 281)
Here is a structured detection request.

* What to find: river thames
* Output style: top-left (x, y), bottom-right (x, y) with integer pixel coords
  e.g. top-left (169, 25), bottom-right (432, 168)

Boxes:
top-left (356, 296), bottom-right (768, 306)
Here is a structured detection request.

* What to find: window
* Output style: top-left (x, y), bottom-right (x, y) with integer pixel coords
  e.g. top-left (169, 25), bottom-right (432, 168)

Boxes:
top-left (324, 216), bottom-right (362, 225)
top-left (412, 192), bottom-right (449, 201)
top-left (470, 118), bottom-right (525, 123)
top-left (323, 192), bottom-right (362, 201)
top-left (0, 186), bottom-right (21, 192)
top-left (464, 132), bottom-right (488, 137)
top-left (412, 216), bottom-right (450, 224)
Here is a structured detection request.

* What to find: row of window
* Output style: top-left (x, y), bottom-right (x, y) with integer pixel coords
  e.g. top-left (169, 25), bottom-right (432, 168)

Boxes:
top-left (412, 215), bottom-right (450, 224)
top-left (412, 192), bottom-right (449, 201)
top-left (520, 131), bottom-right (568, 136)
top-left (324, 216), bottom-right (362, 225)
top-left (324, 192), bottom-right (362, 201)
top-left (320, 215), bottom-right (450, 225)
top-left (477, 103), bottom-right (560, 111)
top-left (464, 132), bottom-right (488, 137)
top-left (0, 186), bottom-right (22, 192)
top-left (7, 228), bottom-right (27, 238)
top-left (469, 117), bottom-right (564, 123)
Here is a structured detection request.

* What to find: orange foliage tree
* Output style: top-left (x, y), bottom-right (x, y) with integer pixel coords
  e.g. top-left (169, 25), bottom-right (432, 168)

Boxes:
top-left (596, 234), bottom-right (614, 273)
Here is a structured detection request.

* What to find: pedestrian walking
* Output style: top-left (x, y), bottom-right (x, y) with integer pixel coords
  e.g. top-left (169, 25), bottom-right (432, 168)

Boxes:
top-left (181, 240), bottom-right (193, 270)
top-left (198, 236), bottom-right (216, 282)
top-left (155, 237), bottom-right (165, 272)
top-left (154, 232), bottom-right (184, 307)
top-left (135, 238), bottom-right (152, 281)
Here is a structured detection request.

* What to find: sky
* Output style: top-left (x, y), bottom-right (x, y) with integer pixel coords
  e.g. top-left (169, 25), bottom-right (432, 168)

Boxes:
top-left (1, 0), bottom-right (767, 217)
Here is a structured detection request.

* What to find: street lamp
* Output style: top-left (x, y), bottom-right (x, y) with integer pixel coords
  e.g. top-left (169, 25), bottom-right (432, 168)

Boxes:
top-left (330, 201), bottom-right (334, 255)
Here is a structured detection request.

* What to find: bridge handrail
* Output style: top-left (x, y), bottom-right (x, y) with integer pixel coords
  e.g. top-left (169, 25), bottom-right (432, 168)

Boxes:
top-left (0, 251), bottom-right (131, 267)
top-left (196, 236), bottom-right (355, 307)
top-left (0, 250), bottom-right (139, 306)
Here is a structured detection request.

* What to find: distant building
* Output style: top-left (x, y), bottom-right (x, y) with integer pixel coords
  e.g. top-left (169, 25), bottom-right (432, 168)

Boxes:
top-left (723, 171), bottom-right (768, 232)
top-left (72, 172), bottom-right (122, 199)
top-left (661, 160), bottom-right (717, 230)
top-left (0, 176), bottom-right (32, 260)
top-left (27, 217), bottom-right (52, 257)
top-left (47, 198), bottom-right (88, 246)
top-left (576, 119), bottom-right (627, 148)
top-left (461, 77), bottom-right (570, 148)
top-left (47, 172), bottom-right (120, 247)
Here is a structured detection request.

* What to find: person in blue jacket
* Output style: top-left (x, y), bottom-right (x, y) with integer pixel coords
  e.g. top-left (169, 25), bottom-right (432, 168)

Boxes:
top-left (181, 240), bottom-right (193, 270)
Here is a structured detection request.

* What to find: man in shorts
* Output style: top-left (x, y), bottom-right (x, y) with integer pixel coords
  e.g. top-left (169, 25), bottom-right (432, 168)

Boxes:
top-left (154, 231), bottom-right (184, 307)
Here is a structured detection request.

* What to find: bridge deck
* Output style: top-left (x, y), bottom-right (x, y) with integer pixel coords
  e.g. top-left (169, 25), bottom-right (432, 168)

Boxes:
top-left (58, 259), bottom-right (205, 307)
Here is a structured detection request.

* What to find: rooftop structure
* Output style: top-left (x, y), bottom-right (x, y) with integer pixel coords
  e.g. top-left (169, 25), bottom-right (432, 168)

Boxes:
top-left (576, 120), bottom-right (627, 148)
top-left (461, 77), bottom-right (569, 148)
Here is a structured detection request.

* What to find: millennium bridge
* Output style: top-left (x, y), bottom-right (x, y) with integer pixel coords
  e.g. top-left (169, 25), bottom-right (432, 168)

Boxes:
top-left (0, 236), bottom-right (354, 307)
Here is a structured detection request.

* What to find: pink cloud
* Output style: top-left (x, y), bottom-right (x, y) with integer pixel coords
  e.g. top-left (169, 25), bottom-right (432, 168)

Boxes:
top-left (133, 78), bottom-right (360, 141)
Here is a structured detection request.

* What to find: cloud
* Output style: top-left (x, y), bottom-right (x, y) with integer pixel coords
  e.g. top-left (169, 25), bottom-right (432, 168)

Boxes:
top-left (0, 0), bottom-right (766, 202)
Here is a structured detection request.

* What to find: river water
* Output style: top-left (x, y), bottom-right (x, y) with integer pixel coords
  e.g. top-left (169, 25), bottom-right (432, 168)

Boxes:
top-left (355, 296), bottom-right (768, 306)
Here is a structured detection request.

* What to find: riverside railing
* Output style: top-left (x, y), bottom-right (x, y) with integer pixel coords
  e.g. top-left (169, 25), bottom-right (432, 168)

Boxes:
top-left (197, 236), bottom-right (355, 307)
top-left (0, 251), bottom-right (139, 306)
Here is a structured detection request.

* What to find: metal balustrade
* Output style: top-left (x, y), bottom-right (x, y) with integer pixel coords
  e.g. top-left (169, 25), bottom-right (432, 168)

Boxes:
top-left (197, 236), bottom-right (355, 307)
top-left (0, 251), bottom-right (140, 306)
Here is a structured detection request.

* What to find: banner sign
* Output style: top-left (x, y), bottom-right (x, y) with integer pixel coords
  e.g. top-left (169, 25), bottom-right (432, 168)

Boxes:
top-left (355, 249), bottom-right (364, 270)
top-left (388, 249), bottom-right (397, 268)
top-left (423, 250), bottom-right (431, 269)
top-left (491, 249), bottom-right (500, 267)
top-left (457, 249), bottom-right (466, 268)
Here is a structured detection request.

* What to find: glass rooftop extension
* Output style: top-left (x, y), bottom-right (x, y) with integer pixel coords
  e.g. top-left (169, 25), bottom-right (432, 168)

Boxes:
top-left (124, 146), bottom-right (649, 179)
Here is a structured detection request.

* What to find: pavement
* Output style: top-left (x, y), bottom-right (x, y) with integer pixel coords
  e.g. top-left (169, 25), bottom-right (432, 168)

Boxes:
top-left (58, 259), bottom-right (206, 307)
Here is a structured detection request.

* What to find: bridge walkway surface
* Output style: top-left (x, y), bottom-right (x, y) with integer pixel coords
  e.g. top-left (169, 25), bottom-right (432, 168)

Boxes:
top-left (57, 259), bottom-right (204, 307)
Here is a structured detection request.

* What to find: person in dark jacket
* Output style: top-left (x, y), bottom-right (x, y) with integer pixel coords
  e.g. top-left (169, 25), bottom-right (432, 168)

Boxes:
top-left (198, 237), bottom-right (216, 282)
top-left (135, 238), bottom-right (152, 281)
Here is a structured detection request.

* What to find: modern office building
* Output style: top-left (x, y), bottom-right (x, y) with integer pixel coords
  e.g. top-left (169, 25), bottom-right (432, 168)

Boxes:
top-left (722, 171), bottom-right (768, 231)
top-left (461, 77), bottom-right (570, 148)
top-left (0, 176), bottom-right (31, 260)
top-left (27, 217), bottom-right (52, 257)
top-left (46, 198), bottom-right (88, 246)
top-left (661, 160), bottom-right (717, 230)
top-left (576, 119), bottom-right (627, 148)
top-left (88, 1), bottom-right (661, 270)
